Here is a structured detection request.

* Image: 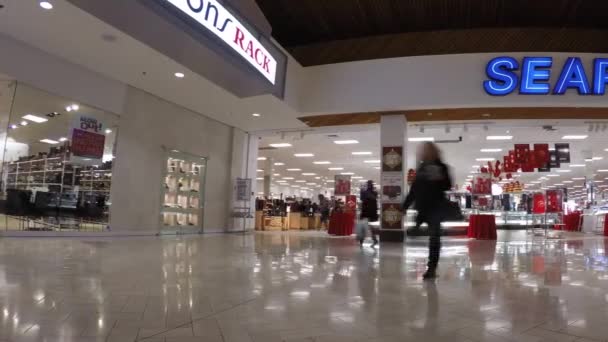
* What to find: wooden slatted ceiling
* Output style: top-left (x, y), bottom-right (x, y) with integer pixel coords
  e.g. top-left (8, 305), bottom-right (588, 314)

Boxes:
top-left (254, 0), bottom-right (608, 66)
top-left (299, 108), bottom-right (608, 127)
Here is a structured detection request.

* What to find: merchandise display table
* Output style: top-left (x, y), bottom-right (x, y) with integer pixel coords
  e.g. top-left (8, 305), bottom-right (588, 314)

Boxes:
top-left (563, 212), bottom-right (581, 232)
top-left (467, 214), bottom-right (497, 240)
top-left (328, 212), bottom-right (355, 236)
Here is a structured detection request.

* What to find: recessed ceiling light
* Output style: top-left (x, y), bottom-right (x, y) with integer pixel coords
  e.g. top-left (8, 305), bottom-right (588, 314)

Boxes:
top-left (39, 1), bottom-right (53, 10)
top-left (313, 161), bottom-right (331, 165)
top-left (315, 177), bottom-right (321, 179)
top-left (592, 157), bottom-right (604, 161)
top-left (476, 158), bottom-right (495, 162)
top-left (302, 173), bottom-right (316, 176)
top-left (277, 180), bottom-right (288, 183)
top-left (295, 180), bottom-right (306, 183)
top-left (352, 176), bottom-right (363, 179)
top-left (22, 114), bottom-right (48, 123)
top-left (9, 124), bottom-right (18, 130)
top-left (20, 121), bottom-right (28, 126)
top-left (341, 172), bottom-right (355, 175)
top-left (556, 170), bottom-right (571, 173)
top-left (257, 169), bottom-right (263, 172)
top-left (486, 136), bottom-right (513, 140)
top-left (40, 139), bottom-right (59, 144)
top-left (326, 180), bottom-right (335, 183)
top-left (569, 164), bottom-right (586, 168)
top-left (174, 72), bottom-right (185, 78)
top-left (547, 174), bottom-right (560, 177)
top-left (105, 129), bottom-right (112, 134)
top-left (282, 177), bottom-right (295, 180)
top-left (480, 148), bottom-right (503, 152)
top-left (59, 137), bottom-right (68, 142)
top-left (269, 143), bottom-right (292, 148)
top-left (287, 168), bottom-right (301, 171)
top-left (408, 137), bottom-right (435, 142)
top-left (364, 160), bottom-right (381, 163)
top-left (572, 177), bottom-right (586, 180)
top-left (252, 113), bottom-right (261, 117)
top-left (256, 177), bottom-right (263, 180)
top-left (257, 157), bottom-right (267, 161)
top-left (273, 173), bottom-right (280, 176)
top-left (598, 170), bottom-right (608, 173)
top-left (562, 135), bottom-right (588, 140)
top-left (352, 152), bottom-right (372, 155)
top-left (563, 181), bottom-right (574, 183)
top-left (328, 167), bottom-right (344, 171)
top-left (274, 162), bottom-right (285, 166)
top-left (294, 153), bottom-right (314, 157)
top-left (334, 140), bottom-right (359, 145)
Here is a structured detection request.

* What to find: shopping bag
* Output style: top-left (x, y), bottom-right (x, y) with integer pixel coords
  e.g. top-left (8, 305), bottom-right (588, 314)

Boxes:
top-left (355, 219), bottom-right (368, 240)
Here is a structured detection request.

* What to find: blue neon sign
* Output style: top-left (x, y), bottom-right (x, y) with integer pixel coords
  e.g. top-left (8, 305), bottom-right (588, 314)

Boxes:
top-left (484, 56), bottom-right (608, 96)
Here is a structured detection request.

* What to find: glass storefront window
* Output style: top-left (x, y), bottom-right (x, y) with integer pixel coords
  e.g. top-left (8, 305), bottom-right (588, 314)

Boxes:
top-left (0, 82), bottom-right (119, 231)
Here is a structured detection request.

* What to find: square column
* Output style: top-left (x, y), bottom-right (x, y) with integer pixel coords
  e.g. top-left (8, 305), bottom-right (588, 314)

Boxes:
top-left (380, 115), bottom-right (407, 242)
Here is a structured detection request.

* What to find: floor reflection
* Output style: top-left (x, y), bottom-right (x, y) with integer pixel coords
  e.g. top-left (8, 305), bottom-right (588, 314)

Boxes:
top-left (0, 231), bottom-right (607, 341)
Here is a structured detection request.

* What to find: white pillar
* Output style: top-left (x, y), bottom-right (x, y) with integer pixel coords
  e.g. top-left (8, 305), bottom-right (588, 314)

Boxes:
top-left (228, 129), bottom-right (258, 232)
top-left (263, 157), bottom-right (273, 197)
top-left (380, 115), bottom-right (407, 242)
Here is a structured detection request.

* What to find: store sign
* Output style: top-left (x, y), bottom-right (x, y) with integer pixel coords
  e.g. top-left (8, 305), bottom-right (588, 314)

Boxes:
top-left (164, 0), bottom-right (277, 84)
top-left (235, 178), bottom-right (251, 201)
top-left (483, 56), bottom-right (608, 96)
top-left (71, 116), bottom-right (105, 160)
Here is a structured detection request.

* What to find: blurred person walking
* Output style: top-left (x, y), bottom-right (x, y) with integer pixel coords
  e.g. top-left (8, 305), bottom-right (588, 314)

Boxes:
top-left (358, 180), bottom-right (379, 247)
top-left (403, 142), bottom-right (452, 279)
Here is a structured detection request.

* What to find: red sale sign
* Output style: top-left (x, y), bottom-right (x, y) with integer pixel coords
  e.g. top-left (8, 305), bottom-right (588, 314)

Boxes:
top-left (71, 129), bottom-right (105, 159)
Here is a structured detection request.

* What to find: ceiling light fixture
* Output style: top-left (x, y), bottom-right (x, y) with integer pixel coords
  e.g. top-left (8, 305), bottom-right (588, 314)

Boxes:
top-left (476, 158), bottom-right (496, 162)
top-left (22, 114), bottom-right (48, 123)
top-left (40, 139), bottom-right (59, 144)
top-left (364, 160), bottom-right (381, 164)
top-left (486, 136), bottom-right (513, 140)
top-left (328, 167), bottom-right (344, 171)
top-left (562, 135), bottom-right (588, 140)
top-left (341, 172), bottom-right (355, 175)
top-left (59, 137), bottom-right (68, 142)
top-left (9, 124), bottom-right (18, 130)
top-left (294, 153), bottom-right (314, 157)
top-left (352, 152), bottom-right (372, 155)
top-left (274, 162), bottom-right (285, 166)
top-left (480, 148), bottom-right (503, 152)
top-left (334, 140), bottom-right (359, 145)
top-left (409, 137), bottom-right (435, 142)
top-left (302, 173), bottom-right (316, 176)
top-left (286, 168), bottom-right (301, 171)
top-left (313, 161), bottom-right (331, 165)
top-left (257, 157), bottom-right (266, 161)
top-left (252, 113), bottom-right (261, 117)
top-left (20, 121), bottom-right (28, 126)
top-left (352, 176), bottom-right (363, 179)
top-left (257, 169), bottom-right (263, 172)
top-left (295, 180), bottom-right (306, 183)
top-left (39, 1), bottom-right (53, 10)
top-left (174, 72), bottom-right (185, 78)
top-left (269, 143), bottom-right (292, 148)
top-left (282, 177), bottom-right (295, 180)
top-left (569, 164), bottom-right (586, 168)
top-left (105, 129), bottom-right (112, 134)
top-left (556, 170), bottom-right (571, 173)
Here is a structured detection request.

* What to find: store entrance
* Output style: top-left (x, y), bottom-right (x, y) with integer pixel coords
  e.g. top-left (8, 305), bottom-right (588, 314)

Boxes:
top-left (253, 119), bottom-right (608, 236)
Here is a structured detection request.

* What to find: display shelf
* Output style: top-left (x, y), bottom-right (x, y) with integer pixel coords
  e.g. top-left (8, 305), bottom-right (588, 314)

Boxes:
top-left (161, 151), bottom-right (207, 231)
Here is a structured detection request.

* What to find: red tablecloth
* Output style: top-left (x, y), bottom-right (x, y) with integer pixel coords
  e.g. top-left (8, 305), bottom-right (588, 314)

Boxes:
top-left (604, 214), bottom-right (608, 237)
top-left (467, 214), bottom-right (497, 240)
top-left (564, 213), bottom-right (582, 232)
top-left (328, 212), bottom-right (355, 236)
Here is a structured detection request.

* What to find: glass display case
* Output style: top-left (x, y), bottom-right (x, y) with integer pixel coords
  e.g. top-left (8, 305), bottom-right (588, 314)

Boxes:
top-left (160, 150), bottom-right (207, 234)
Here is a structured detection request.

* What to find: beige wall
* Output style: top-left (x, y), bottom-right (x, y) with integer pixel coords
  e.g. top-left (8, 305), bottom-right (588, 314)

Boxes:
top-left (110, 87), bottom-right (234, 233)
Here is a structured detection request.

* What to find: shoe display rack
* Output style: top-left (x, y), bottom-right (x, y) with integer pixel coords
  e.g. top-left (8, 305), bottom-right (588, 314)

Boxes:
top-left (161, 150), bottom-right (207, 233)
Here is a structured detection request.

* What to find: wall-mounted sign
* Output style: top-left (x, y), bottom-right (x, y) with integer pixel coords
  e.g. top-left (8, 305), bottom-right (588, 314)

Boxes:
top-left (164, 0), bottom-right (277, 84)
top-left (382, 146), bottom-right (403, 172)
top-left (483, 56), bottom-right (608, 96)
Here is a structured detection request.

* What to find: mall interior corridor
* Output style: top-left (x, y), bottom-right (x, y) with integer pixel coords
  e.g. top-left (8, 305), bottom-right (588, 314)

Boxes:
top-left (0, 232), bottom-right (606, 342)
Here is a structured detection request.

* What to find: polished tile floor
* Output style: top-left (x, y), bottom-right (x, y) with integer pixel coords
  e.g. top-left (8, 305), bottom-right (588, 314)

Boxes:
top-left (0, 231), bottom-right (607, 342)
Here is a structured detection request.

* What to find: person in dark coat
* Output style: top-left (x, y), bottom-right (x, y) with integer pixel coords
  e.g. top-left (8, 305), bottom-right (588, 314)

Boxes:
top-left (403, 142), bottom-right (452, 279)
top-left (360, 180), bottom-right (379, 247)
